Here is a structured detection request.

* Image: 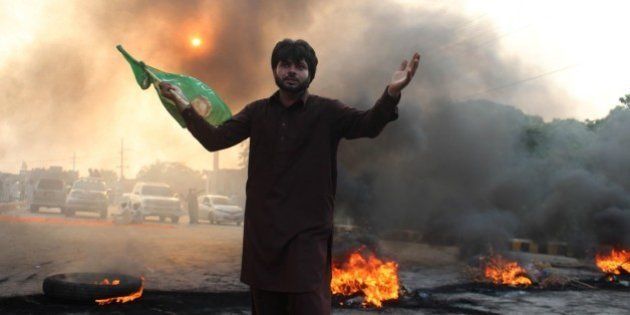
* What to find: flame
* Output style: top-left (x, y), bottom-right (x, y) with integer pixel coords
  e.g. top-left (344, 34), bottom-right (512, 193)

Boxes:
top-left (596, 249), bottom-right (630, 275)
top-left (95, 277), bottom-right (144, 305)
top-left (331, 249), bottom-right (399, 308)
top-left (484, 255), bottom-right (532, 286)
top-left (96, 278), bottom-right (120, 285)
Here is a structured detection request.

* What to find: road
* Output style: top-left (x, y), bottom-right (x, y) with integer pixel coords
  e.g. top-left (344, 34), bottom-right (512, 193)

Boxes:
top-left (0, 205), bottom-right (628, 314)
top-left (0, 205), bottom-right (247, 297)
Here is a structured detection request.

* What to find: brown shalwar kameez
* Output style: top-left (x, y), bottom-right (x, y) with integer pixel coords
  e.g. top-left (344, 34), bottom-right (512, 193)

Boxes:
top-left (181, 87), bottom-right (400, 312)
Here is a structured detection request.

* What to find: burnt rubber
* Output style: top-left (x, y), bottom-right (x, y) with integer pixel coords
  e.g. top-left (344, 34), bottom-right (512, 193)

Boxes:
top-left (43, 273), bottom-right (142, 302)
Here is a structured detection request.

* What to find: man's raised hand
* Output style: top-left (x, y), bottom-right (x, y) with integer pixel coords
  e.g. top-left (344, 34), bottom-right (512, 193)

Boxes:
top-left (387, 52), bottom-right (420, 97)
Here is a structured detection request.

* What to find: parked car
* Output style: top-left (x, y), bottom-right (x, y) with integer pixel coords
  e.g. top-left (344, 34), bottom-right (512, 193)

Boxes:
top-left (64, 178), bottom-right (109, 219)
top-left (27, 178), bottom-right (66, 213)
top-left (120, 182), bottom-right (183, 223)
top-left (198, 194), bottom-right (244, 225)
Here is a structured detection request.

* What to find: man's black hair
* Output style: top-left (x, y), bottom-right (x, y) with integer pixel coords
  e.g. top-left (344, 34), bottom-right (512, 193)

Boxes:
top-left (271, 39), bottom-right (318, 82)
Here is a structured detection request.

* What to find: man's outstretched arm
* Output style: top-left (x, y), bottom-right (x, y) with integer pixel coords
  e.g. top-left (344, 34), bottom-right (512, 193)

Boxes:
top-left (332, 53), bottom-right (420, 139)
top-left (160, 82), bottom-right (251, 151)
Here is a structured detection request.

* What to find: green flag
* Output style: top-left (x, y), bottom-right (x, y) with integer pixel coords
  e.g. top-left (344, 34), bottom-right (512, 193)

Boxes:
top-left (117, 45), bottom-right (232, 128)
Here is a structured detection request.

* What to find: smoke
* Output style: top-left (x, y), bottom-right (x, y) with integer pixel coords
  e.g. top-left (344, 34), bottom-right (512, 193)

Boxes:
top-left (0, 0), bottom-right (318, 174)
top-left (2, 0), bottom-right (628, 260)
top-left (339, 105), bottom-right (630, 256)
top-left (324, 2), bottom-right (630, 255)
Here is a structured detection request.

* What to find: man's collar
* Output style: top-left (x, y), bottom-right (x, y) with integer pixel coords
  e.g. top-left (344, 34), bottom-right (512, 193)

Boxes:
top-left (270, 89), bottom-right (309, 109)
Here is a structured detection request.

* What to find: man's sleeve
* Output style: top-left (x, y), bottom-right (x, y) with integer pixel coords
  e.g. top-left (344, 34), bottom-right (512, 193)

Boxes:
top-left (181, 103), bottom-right (253, 151)
top-left (331, 86), bottom-right (401, 139)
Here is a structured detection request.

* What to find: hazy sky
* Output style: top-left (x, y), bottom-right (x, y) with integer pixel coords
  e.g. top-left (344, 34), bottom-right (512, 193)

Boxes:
top-left (0, 0), bottom-right (628, 177)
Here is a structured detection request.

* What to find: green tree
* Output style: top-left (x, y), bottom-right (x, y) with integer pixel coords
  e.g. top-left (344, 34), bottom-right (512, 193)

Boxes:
top-left (619, 93), bottom-right (630, 109)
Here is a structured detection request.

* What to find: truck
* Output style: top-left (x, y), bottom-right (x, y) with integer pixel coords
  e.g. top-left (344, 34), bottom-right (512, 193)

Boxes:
top-left (121, 182), bottom-right (183, 223)
top-left (27, 178), bottom-right (66, 213)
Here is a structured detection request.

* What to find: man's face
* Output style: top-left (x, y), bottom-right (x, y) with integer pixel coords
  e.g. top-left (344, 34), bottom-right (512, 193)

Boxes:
top-left (274, 59), bottom-right (310, 93)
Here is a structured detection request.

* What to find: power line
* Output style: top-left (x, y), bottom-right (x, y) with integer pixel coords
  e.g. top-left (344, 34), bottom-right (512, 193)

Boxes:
top-left (412, 11), bottom-right (490, 51)
top-left (458, 63), bottom-right (580, 101)
top-left (421, 22), bottom-right (533, 60)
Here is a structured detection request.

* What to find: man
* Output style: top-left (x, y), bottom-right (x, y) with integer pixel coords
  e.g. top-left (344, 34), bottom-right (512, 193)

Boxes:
top-left (187, 188), bottom-right (199, 224)
top-left (160, 39), bottom-right (420, 314)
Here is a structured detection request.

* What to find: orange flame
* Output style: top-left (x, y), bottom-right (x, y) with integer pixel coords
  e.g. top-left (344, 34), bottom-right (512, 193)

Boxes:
top-left (331, 249), bottom-right (399, 308)
top-left (96, 278), bottom-right (120, 285)
top-left (484, 255), bottom-right (532, 286)
top-left (95, 277), bottom-right (144, 305)
top-left (596, 249), bottom-right (630, 275)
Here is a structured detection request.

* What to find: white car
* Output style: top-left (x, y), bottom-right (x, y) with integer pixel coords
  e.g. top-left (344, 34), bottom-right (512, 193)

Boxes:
top-left (121, 182), bottom-right (184, 223)
top-left (198, 194), bottom-right (244, 226)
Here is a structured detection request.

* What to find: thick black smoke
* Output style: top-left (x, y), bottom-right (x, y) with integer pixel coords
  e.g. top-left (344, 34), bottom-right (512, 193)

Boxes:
top-left (320, 3), bottom-right (630, 256)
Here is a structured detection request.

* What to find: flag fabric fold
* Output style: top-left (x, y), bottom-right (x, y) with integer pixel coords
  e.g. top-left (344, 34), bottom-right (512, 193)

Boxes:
top-left (117, 45), bottom-right (232, 128)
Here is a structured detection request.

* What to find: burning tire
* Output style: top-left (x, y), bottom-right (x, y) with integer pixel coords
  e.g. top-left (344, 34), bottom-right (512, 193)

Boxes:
top-left (43, 273), bottom-right (143, 303)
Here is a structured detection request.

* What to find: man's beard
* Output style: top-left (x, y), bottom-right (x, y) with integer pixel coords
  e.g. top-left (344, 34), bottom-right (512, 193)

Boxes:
top-left (274, 75), bottom-right (310, 93)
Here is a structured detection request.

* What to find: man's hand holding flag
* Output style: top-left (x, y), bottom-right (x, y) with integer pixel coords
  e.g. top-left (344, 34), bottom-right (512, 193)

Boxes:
top-left (117, 45), bottom-right (232, 128)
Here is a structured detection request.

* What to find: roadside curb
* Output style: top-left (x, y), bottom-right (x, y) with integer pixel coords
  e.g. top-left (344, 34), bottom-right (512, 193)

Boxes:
top-left (509, 238), bottom-right (570, 256)
top-left (0, 201), bottom-right (23, 213)
top-left (334, 225), bottom-right (424, 243)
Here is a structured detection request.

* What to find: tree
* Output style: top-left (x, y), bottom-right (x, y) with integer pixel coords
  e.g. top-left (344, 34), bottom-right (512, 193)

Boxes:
top-left (586, 92), bottom-right (630, 130)
top-left (94, 169), bottom-right (119, 186)
top-left (136, 161), bottom-right (205, 196)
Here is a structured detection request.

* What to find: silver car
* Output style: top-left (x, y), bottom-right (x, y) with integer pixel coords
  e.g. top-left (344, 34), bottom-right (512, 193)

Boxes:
top-left (28, 178), bottom-right (66, 213)
top-left (198, 194), bottom-right (244, 226)
top-left (64, 178), bottom-right (109, 219)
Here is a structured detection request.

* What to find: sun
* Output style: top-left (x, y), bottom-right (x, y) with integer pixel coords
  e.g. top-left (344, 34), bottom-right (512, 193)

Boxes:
top-left (190, 37), bottom-right (202, 48)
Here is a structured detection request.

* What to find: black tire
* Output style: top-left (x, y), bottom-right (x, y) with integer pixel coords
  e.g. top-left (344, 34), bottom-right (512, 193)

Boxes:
top-left (236, 220), bottom-right (242, 226)
top-left (99, 209), bottom-right (108, 220)
top-left (159, 216), bottom-right (165, 222)
top-left (43, 273), bottom-right (142, 302)
top-left (64, 209), bottom-right (75, 217)
top-left (170, 216), bottom-right (180, 224)
top-left (29, 204), bottom-right (38, 213)
top-left (208, 213), bottom-right (215, 224)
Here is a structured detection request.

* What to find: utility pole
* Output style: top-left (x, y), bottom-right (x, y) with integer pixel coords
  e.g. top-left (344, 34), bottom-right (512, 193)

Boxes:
top-left (120, 139), bottom-right (124, 180)
top-left (213, 151), bottom-right (220, 194)
top-left (213, 151), bottom-right (219, 171)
